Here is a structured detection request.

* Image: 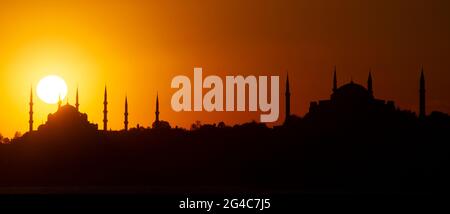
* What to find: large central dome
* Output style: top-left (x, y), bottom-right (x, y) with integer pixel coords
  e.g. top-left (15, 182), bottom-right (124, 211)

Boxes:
top-left (331, 81), bottom-right (371, 102)
top-left (48, 104), bottom-right (86, 123)
top-left (55, 104), bottom-right (78, 115)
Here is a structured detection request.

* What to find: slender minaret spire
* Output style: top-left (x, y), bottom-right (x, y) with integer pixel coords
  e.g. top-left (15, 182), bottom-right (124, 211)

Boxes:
top-left (103, 86), bottom-right (108, 131)
top-left (75, 86), bottom-right (79, 111)
top-left (124, 95), bottom-right (128, 131)
top-left (367, 70), bottom-right (373, 97)
top-left (333, 66), bottom-right (337, 92)
top-left (419, 67), bottom-right (426, 119)
top-left (155, 92), bottom-right (160, 123)
top-left (285, 73), bottom-right (291, 122)
top-left (57, 94), bottom-right (62, 109)
top-left (29, 86), bottom-right (33, 132)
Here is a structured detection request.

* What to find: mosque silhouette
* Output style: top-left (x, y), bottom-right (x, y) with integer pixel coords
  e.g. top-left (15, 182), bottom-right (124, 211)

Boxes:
top-left (27, 86), bottom-right (170, 134)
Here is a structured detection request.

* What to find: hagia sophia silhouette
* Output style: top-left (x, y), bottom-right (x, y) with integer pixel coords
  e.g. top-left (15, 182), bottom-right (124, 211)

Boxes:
top-left (301, 68), bottom-right (424, 123)
top-left (27, 67), bottom-right (428, 134)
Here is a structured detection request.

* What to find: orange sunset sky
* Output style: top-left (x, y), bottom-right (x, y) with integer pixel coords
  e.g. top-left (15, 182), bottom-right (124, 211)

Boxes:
top-left (0, 0), bottom-right (450, 137)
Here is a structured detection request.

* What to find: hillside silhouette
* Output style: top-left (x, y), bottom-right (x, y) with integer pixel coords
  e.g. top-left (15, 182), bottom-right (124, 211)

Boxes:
top-left (1, 70), bottom-right (450, 195)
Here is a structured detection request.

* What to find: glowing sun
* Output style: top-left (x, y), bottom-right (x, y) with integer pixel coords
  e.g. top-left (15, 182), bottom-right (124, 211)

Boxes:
top-left (37, 75), bottom-right (68, 104)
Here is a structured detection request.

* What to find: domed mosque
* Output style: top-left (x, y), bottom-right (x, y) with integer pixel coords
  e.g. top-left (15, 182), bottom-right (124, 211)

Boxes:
top-left (304, 68), bottom-right (404, 122)
top-left (27, 86), bottom-right (166, 134)
top-left (36, 88), bottom-right (98, 133)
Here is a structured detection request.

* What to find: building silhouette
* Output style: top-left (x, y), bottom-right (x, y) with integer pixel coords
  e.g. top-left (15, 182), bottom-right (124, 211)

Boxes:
top-left (305, 70), bottom-right (399, 122)
top-left (58, 94), bottom-right (62, 110)
top-left (29, 86), bottom-right (33, 132)
top-left (285, 73), bottom-right (291, 123)
top-left (25, 85), bottom-right (176, 133)
top-left (103, 86), bottom-right (108, 131)
top-left (124, 95), bottom-right (129, 131)
top-left (152, 93), bottom-right (170, 129)
top-left (75, 86), bottom-right (80, 111)
top-left (304, 68), bottom-right (426, 121)
top-left (37, 103), bottom-right (98, 133)
top-left (420, 67), bottom-right (426, 119)
top-left (333, 66), bottom-right (337, 92)
top-left (155, 92), bottom-right (160, 123)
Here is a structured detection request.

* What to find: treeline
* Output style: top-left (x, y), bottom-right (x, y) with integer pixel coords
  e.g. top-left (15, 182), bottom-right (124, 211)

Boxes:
top-left (0, 112), bottom-right (449, 194)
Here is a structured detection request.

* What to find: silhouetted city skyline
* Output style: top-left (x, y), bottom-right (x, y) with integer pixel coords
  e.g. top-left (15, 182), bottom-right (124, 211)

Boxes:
top-left (2, 66), bottom-right (448, 197)
top-left (1, 1), bottom-right (450, 210)
top-left (23, 67), bottom-right (435, 136)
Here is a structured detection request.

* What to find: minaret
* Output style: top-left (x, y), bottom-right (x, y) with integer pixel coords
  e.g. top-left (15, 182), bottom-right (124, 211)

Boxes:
top-left (29, 86), bottom-right (33, 132)
top-left (285, 73), bottom-right (291, 122)
top-left (419, 68), bottom-right (426, 119)
top-left (124, 96), bottom-right (128, 131)
top-left (155, 92), bottom-right (160, 123)
top-left (58, 94), bottom-right (62, 109)
top-left (75, 86), bottom-right (79, 111)
top-left (103, 86), bottom-right (108, 131)
top-left (367, 70), bottom-right (373, 98)
top-left (333, 66), bottom-right (337, 92)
